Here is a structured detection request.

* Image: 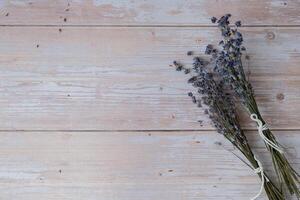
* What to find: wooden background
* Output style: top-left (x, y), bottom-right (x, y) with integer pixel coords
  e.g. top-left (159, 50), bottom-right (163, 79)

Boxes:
top-left (0, 0), bottom-right (299, 199)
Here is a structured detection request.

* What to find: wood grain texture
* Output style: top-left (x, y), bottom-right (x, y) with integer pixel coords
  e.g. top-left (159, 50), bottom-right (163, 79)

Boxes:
top-left (0, 130), bottom-right (298, 200)
top-left (0, 2), bottom-right (299, 199)
top-left (0, 27), bottom-right (299, 130)
top-left (0, 0), bottom-right (299, 26)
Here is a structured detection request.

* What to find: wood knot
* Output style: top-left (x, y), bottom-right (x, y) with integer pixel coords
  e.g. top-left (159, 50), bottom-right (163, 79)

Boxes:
top-left (266, 31), bottom-right (275, 40)
top-left (276, 93), bottom-right (284, 101)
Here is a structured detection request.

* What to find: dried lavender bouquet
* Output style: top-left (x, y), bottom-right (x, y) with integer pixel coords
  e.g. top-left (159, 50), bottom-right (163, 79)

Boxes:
top-left (173, 60), bottom-right (284, 200)
top-left (208, 14), bottom-right (299, 198)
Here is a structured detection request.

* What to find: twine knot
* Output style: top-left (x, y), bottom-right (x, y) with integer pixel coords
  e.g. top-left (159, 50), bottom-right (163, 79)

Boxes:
top-left (251, 156), bottom-right (269, 200)
top-left (250, 114), bottom-right (283, 153)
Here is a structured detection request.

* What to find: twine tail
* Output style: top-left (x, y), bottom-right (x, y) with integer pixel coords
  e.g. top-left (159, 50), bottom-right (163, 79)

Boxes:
top-left (251, 156), bottom-right (267, 200)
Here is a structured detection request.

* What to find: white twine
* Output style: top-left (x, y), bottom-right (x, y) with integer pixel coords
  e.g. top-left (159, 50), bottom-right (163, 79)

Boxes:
top-left (250, 114), bottom-right (284, 154)
top-left (251, 156), bottom-right (269, 200)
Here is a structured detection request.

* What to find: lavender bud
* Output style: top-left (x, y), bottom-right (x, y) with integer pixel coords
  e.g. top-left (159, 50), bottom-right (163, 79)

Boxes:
top-left (187, 51), bottom-right (193, 56)
top-left (235, 21), bottom-right (241, 27)
top-left (211, 17), bottom-right (217, 23)
top-left (192, 96), bottom-right (197, 103)
top-left (188, 92), bottom-right (193, 97)
top-left (176, 65), bottom-right (183, 71)
top-left (188, 76), bottom-right (197, 83)
top-left (184, 68), bottom-right (190, 74)
top-left (205, 44), bottom-right (213, 55)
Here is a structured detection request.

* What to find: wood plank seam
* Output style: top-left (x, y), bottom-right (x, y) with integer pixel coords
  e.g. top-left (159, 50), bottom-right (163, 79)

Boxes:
top-left (0, 129), bottom-right (298, 132)
top-left (1, 25), bottom-right (300, 28)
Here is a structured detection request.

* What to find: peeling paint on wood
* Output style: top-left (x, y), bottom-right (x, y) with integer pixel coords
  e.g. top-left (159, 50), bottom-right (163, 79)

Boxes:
top-left (0, 27), bottom-right (299, 130)
top-left (0, 0), bottom-right (299, 25)
top-left (0, 1), bottom-right (299, 199)
top-left (0, 131), bottom-right (298, 200)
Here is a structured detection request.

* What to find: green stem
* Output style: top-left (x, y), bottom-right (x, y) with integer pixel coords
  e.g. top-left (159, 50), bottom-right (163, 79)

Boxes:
top-left (246, 98), bottom-right (300, 198)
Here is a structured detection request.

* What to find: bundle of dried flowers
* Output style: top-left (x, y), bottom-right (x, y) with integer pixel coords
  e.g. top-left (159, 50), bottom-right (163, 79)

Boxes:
top-left (173, 59), bottom-right (284, 200)
top-left (208, 14), bottom-right (299, 198)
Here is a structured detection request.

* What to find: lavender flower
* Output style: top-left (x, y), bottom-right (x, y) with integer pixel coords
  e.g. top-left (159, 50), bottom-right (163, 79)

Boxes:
top-left (172, 58), bottom-right (284, 200)
top-left (210, 14), bottom-right (299, 198)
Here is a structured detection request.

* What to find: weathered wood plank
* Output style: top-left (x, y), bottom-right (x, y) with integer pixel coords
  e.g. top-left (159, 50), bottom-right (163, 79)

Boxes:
top-left (0, 0), bottom-right (299, 26)
top-left (0, 130), bottom-right (298, 200)
top-left (0, 27), bottom-right (299, 130)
